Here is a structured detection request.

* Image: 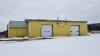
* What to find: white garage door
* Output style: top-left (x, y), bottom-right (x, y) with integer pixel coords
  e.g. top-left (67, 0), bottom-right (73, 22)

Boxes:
top-left (71, 26), bottom-right (80, 36)
top-left (41, 25), bottom-right (52, 38)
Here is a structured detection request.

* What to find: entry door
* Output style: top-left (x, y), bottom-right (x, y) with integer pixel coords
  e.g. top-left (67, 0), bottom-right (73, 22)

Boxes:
top-left (70, 26), bottom-right (80, 36)
top-left (41, 25), bottom-right (52, 38)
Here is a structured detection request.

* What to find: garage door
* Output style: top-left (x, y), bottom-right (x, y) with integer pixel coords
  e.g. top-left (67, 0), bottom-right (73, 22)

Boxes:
top-left (41, 25), bottom-right (52, 38)
top-left (70, 26), bottom-right (80, 36)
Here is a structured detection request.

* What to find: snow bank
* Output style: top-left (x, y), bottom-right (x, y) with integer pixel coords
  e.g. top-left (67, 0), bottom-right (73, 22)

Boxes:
top-left (0, 34), bottom-right (100, 56)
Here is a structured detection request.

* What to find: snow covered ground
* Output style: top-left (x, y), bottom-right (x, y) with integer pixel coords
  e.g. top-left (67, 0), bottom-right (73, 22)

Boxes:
top-left (0, 34), bottom-right (100, 56)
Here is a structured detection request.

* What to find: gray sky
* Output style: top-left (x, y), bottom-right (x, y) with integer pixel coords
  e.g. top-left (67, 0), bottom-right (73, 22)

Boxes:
top-left (0, 0), bottom-right (100, 32)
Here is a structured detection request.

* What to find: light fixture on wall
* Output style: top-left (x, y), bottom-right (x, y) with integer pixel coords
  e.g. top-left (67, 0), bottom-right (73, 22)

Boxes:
top-left (57, 16), bottom-right (59, 25)
top-left (66, 17), bottom-right (67, 25)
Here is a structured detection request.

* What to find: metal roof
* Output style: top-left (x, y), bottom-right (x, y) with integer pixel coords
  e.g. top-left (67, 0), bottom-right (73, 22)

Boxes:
top-left (9, 21), bottom-right (27, 27)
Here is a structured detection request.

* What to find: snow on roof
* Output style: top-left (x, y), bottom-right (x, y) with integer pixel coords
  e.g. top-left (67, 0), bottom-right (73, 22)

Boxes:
top-left (25, 19), bottom-right (87, 23)
top-left (8, 19), bottom-right (87, 27)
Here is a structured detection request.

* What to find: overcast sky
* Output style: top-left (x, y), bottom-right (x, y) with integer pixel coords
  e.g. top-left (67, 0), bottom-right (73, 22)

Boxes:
top-left (0, 0), bottom-right (100, 32)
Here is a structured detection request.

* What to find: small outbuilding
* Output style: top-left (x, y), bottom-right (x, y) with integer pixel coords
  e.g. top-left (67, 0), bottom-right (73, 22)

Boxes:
top-left (8, 19), bottom-right (88, 38)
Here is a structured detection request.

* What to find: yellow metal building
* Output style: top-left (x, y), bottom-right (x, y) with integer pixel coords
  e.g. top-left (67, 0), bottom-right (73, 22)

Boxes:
top-left (8, 19), bottom-right (88, 38)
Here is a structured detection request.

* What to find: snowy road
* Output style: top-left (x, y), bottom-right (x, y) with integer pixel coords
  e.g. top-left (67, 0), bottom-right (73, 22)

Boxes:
top-left (0, 34), bottom-right (100, 56)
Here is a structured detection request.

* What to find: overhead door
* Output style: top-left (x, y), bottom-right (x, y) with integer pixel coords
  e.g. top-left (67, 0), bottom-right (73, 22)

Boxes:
top-left (70, 26), bottom-right (80, 36)
top-left (41, 25), bottom-right (52, 38)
